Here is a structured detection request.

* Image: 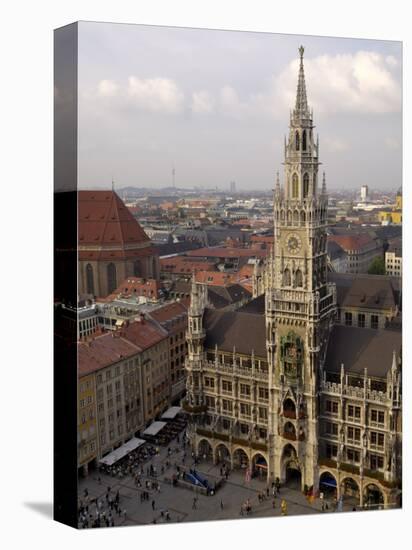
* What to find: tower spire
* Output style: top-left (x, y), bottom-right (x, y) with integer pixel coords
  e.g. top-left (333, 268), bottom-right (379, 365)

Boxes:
top-left (322, 172), bottom-right (327, 195)
top-left (275, 171), bottom-right (281, 197)
top-left (294, 45), bottom-right (309, 116)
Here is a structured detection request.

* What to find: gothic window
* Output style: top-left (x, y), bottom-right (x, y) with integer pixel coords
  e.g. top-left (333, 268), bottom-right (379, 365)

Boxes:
top-left (133, 259), bottom-right (141, 277)
top-left (295, 269), bottom-right (303, 288)
top-left (283, 268), bottom-right (291, 286)
top-left (283, 398), bottom-right (296, 418)
top-left (107, 262), bottom-right (117, 294)
top-left (295, 131), bottom-right (300, 151)
top-left (292, 174), bottom-right (299, 198)
top-left (303, 173), bottom-right (309, 198)
top-left (86, 263), bottom-right (94, 295)
top-left (302, 130), bottom-right (307, 151)
top-left (293, 210), bottom-right (299, 224)
top-left (300, 210), bottom-right (306, 223)
top-left (287, 210), bottom-right (292, 223)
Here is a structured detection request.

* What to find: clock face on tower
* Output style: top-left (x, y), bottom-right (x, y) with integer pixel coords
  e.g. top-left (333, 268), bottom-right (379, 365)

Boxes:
top-left (286, 233), bottom-right (302, 254)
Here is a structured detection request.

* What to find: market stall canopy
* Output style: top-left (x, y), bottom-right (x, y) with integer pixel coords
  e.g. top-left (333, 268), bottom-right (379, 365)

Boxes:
top-left (142, 421), bottom-right (167, 437)
top-left (161, 406), bottom-right (182, 420)
top-left (99, 437), bottom-right (146, 466)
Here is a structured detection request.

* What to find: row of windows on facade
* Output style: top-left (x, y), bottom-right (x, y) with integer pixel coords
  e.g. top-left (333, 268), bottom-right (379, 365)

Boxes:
top-left (204, 396), bottom-right (267, 418)
top-left (344, 312), bottom-right (380, 329)
top-left (276, 208), bottom-right (325, 224)
top-left (205, 353), bottom-right (269, 370)
top-left (204, 415), bottom-right (267, 440)
top-left (171, 344), bottom-right (186, 356)
top-left (325, 443), bottom-right (385, 470)
top-left (79, 440), bottom-right (96, 458)
top-left (324, 401), bottom-right (385, 425)
top-left (85, 259), bottom-right (157, 295)
top-left (323, 422), bottom-right (386, 447)
top-left (204, 378), bottom-right (269, 399)
top-left (79, 395), bottom-right (93, 408)
top-left (95, 352), bottom-right (167, 385)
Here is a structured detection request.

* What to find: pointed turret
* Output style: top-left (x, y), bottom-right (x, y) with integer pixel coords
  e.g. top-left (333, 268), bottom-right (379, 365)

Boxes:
top-left (294, 46), bottom-right (309, 118)
top-left (321, 172), bottom-right (327, 195)
top-left (274, 171), bottom-right (281, 199)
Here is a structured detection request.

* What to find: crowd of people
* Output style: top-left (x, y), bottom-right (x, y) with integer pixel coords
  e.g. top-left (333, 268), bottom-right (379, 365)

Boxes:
top-left (78, 487), bottom-right (126, 528)
top-left (78, 419), bottom-right (318, 528)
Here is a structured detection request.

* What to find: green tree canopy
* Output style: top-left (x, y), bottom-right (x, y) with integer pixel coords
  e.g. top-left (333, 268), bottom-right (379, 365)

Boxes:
top-left (368, 256), bottom-right (386, 275)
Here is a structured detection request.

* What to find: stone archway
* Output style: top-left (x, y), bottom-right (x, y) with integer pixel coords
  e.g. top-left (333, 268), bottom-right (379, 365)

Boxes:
top-left (233, 448), bottom-right (249, 470)
top-left (340, 477), bottom-right (360, 509)
top-left (215, 443), bottom-right (231, 466)
top-left (198, 439), bottom-right (213, 461)
top-left (252, 453), bottom-right (268, 482)
top-left (319, 471), bottom-right (338, 499)
top-left (281, 443), bottom-right (301, 489)
top-left (363, 483), bottom-right (385, 510)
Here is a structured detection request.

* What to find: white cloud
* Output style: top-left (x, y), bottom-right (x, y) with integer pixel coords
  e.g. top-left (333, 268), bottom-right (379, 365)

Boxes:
top-left (272, 51), bottom-right (401, 115)
top-left (97, 79), bottom-right (119, 97)
top-left (191, 90), bottom-right (214, 114)
top-left (219, 85), bottom-right (249, 118)
top-left (127, 77), bottom-right (184, 113)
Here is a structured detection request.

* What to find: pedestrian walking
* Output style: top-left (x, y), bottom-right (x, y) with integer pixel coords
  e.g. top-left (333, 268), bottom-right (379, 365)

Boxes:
top-left (152, 500), bottom-right (156, 511)
top-left (220, 500), bottom-right (224, 510)
top-left (192, 497), bottom-right (197, 510)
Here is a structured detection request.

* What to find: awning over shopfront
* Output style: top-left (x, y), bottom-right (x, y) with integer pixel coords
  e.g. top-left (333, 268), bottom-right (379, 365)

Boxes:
top-left (142, 421), bottom-right (167, 437)
top-left (161, 406), bottom-right (182, 420)
top-left (319, 476), bottom-right (337, 488)
top-left (99, 437), bottom-right (146, 466)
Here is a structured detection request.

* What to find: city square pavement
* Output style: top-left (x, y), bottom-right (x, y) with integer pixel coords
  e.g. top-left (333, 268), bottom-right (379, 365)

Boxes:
top-left (78, 427), bottom-right (360, 528)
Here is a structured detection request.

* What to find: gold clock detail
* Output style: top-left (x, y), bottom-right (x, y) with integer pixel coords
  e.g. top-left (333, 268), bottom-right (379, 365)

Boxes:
top-left (286, 233), bottom-right (302, 254)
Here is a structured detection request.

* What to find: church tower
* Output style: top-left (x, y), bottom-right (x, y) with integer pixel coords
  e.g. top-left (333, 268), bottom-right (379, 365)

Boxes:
top-left (266, 46), bottom-right (336, 490)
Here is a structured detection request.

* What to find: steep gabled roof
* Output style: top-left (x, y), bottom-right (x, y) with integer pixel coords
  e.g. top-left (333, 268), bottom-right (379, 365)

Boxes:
top-left (207, 284), bottom-right (251, 309)
top-left (325, 325), bottom-right (401, 378)
top-left (328, 273), bottom-right (398, 310)
top-left (204, 308), bottom-right (266, 357)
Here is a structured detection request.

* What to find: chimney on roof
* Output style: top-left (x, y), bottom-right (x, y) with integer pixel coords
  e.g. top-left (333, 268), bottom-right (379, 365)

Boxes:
top-left (139, 312), bottom-right (145, 324)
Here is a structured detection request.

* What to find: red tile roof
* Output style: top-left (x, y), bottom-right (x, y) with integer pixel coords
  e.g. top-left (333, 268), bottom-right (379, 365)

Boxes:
top-left (78, 333), bottom-right (140, 377)
top-left (160, 256), bottom-right (216, 274)
top-left (78, 191), bottom-right (152, 260)
top-left (149, 301), bottom-right (188, 324)
top-left (109, 277), bottom-right (160, 299)
top-left (122, 318), bottom-right (167, 350)
top-left (329, 234), bottom-right (374, 252)
top-left (185, 246), bottom-right (268, 259)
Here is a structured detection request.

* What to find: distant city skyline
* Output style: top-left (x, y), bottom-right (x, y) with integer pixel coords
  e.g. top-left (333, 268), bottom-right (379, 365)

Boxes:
top-left (78, 23), bottom-right (402, 191)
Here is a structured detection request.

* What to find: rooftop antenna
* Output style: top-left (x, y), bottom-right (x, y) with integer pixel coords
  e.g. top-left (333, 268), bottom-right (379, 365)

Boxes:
top-left (111, 177), bottom-right (115, 192)
top-left (172, 165), bottom-right (176, 189)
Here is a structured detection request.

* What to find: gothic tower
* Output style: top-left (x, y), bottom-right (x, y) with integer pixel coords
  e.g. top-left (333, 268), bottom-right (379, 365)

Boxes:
top-left (184, 279), bottom-right (208, 442)
top-left (266, 46), bottom-right (336, 490)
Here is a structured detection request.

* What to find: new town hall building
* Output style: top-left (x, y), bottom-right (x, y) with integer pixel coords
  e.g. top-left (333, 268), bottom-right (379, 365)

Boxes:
top-left (183, 47), bottom-right (402, 509)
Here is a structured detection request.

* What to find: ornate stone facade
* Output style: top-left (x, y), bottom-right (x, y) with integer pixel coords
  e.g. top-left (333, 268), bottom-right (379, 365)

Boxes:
top-left (183, 47), bottom-right (402, 510)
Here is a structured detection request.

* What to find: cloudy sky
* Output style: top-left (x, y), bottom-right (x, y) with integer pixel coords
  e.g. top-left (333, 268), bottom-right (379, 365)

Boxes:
top-left (78, 22), bottom-right (402, 191)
